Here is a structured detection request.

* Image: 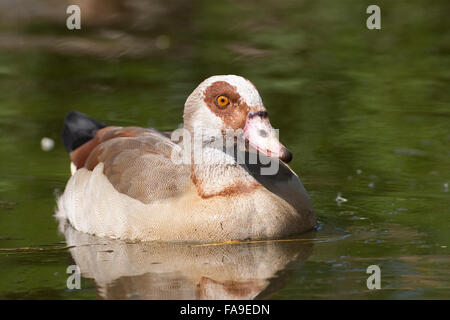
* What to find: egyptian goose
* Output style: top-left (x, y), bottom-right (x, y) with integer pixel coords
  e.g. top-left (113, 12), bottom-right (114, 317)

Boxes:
top-left (56, 75), bottom-right (316, 242)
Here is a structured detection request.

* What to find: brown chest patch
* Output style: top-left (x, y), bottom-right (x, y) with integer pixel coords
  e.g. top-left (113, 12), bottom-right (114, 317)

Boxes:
top-left (191, 168), bottom-right (259, 199)
top-left (203, 81), bottom-right (252, 130)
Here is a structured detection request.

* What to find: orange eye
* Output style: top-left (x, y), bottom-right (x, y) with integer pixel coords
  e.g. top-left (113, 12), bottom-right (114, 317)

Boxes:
top-left (216, 95), bottom-right (230, 108)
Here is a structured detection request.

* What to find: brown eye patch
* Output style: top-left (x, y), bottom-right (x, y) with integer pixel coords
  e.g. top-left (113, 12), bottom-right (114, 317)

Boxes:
top-left (203, 81), bottom-right (251, 129)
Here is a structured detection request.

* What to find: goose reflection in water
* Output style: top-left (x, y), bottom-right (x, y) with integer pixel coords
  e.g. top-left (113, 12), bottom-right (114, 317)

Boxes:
top-left (61, 224), bottom-right (315, 300)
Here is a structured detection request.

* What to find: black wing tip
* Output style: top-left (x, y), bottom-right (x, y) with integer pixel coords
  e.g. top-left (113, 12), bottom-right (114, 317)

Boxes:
top-left (62, 111), bottom-right (106, 153)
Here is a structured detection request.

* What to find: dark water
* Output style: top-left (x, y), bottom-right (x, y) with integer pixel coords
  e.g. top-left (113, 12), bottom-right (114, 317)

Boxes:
top-left (0, 0), bottom-right (449, 299)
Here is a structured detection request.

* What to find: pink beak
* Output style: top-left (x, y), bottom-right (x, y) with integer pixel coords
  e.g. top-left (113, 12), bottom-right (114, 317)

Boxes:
top-left (243, 111), bottom-right (292, 163)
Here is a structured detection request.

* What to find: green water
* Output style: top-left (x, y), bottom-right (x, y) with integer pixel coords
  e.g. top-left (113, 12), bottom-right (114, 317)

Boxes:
top-left (0, 0), bottom-right (449, 299)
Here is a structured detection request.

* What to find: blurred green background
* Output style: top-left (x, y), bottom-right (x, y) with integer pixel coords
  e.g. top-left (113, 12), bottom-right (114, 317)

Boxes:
top-left (0, 0), bottom-right (449, 299)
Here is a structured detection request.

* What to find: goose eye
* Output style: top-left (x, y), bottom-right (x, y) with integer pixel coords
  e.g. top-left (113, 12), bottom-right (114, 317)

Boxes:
top-left (216, 95), bottom-right (230, 108)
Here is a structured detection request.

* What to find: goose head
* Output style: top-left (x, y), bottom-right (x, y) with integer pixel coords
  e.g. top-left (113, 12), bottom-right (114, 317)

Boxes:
top-left (183, 75), bottom-right (292, 163)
